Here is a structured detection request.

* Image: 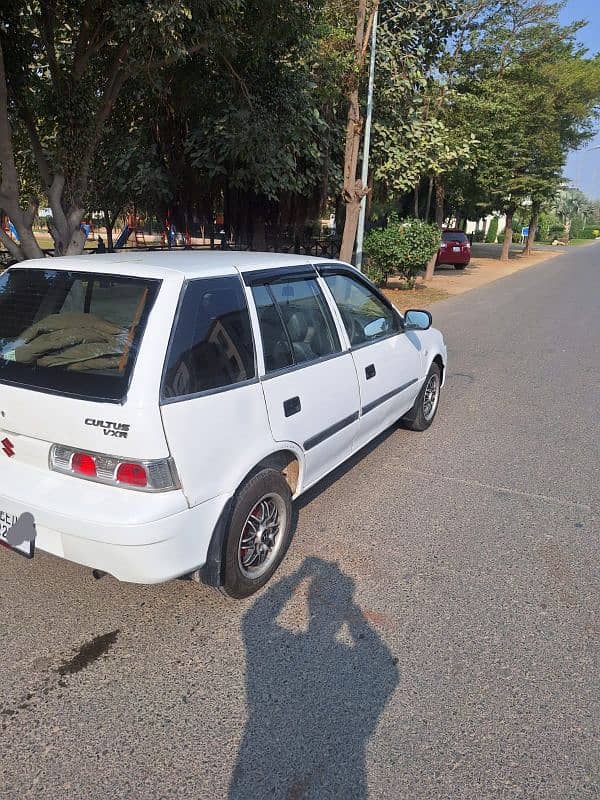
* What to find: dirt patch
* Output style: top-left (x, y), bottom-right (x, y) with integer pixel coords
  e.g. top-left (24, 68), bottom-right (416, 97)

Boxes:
top-left (382, 284), bottom-right (450, 311)
top-left (420, 249), bottom-right (562, 298)
top-left (380, 247), bottom-right (563, 311)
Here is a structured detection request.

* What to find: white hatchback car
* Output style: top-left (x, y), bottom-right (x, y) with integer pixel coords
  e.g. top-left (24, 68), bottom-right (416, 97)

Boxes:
top-left (0, 252), bottom-right (447, 597)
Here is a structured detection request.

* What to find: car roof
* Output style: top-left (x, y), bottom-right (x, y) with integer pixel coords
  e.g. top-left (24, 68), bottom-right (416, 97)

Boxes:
top-left (8, 251), bottom-right (343, 281)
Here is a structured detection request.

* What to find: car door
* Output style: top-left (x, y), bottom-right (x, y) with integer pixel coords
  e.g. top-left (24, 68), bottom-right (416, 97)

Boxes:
top-left (160, 274), bottom-right (273, 507)
top-left (245, 268), bottom-right (361, 491)
top-left (319, 267), bottom-right (423, 450)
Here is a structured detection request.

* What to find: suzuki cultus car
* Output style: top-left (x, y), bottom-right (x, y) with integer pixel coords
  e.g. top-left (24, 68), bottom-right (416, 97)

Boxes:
top-left (0, 253), bottom-right (447, 598)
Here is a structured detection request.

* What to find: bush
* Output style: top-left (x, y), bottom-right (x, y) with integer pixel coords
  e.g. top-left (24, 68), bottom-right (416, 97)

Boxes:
top-left (364, 218), bottom-right (440, 289)
top-left (537, 211), bottom-right (562, 242)
top-left (473, 229), bottom-right (485, 242)
top-left (581, 226), bottom-right (599, 239)
top-left (485, 216), bottom-right (498, 243)
top-left (364, 260), bottom-right (389, 287)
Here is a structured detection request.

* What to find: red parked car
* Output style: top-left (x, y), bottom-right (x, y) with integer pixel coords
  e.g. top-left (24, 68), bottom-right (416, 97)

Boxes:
top-left (436, 229), bottom-right (471, 270)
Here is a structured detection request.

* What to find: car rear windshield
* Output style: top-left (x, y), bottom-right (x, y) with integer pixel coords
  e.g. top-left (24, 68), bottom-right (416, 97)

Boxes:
top-left (442, 231), bottom-right (469, 243)
top-left (0, 268), bottom-right (160, 402)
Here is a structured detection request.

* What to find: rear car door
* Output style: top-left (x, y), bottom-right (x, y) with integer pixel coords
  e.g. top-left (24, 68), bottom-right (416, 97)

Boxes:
top-left (160, 275), bottom-right (273, 507)
top-left (319, 267), bottom-right (423, 450)
top-left (246, 268), bottom-right (360, 490)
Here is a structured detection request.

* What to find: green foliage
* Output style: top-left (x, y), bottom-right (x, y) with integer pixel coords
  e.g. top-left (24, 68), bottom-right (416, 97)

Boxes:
top-left (363, 225), bottom-right (404, 286)
top-left (364, 218), bottom-right (440, 288)
top-left (581, 226), bottom-right (599, 239)
top-left (485, 216), bottom-right (498, 243)
top-left (537, 211), bottom-right (562, 241)
top-left (371, 2), bottom-right (468, 198)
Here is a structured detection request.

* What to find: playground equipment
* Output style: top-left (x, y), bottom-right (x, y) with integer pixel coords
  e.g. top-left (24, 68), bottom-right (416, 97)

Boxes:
top-left (114, 214), bottom-right (146, 249)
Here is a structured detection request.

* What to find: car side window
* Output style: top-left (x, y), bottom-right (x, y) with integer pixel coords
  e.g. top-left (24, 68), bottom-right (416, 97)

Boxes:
top-left (163, 276), bottom-right (255, 399)
top-left (252, 276), bottom-right (341, 373)
top-left (323, 273), bottom-right (399, 347)
top-left (252, 285), bottom-right (294, 372)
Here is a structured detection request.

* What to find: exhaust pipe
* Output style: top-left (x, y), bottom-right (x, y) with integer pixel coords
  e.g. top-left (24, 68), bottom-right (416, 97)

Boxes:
top-left (92, 569), bottom-right (107, 580)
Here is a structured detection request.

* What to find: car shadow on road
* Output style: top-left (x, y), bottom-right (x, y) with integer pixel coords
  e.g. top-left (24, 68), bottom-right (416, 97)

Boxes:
top-left (229, 557), bottom-right (399, 800)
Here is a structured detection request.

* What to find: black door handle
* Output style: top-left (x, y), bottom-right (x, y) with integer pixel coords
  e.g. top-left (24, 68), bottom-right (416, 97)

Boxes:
top-left (283, 396), bottom-right (301, 417)
top-left (365, 364), bottom-right (376, 380)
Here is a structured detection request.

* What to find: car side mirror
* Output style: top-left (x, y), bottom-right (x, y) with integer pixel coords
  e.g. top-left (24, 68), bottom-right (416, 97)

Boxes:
top-left (364, 317), bottom-right (388, 338)
top-left (404, 309), bottom-right (432, 331)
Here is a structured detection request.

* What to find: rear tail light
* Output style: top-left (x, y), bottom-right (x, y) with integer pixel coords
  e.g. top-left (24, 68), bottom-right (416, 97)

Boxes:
top-left (116, 462), bottom-right (148, 487)
top-left (72, 453), bottom-right (97, 477)
top-left (49, 445), bottom-right (179, 492)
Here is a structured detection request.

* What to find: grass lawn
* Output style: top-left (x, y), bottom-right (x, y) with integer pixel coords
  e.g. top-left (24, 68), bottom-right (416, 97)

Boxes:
top-left (566, 238), bottom-right (597, 247)
top-left (538, 238), bottom-right (597, 247)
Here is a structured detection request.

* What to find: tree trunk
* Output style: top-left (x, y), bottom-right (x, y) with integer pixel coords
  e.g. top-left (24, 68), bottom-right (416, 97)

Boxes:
top-left (500, 205), bottom-right (516, 262)
top-left (434, 178), bottom-right (445, 228)
top-left (424, 251), bottom-right (437, 282)
top-left (425, 176), bottom-right (434, 222)
top-left (341, 198), bottom-right (362, 262)
top-left (339, 0), bottom-right (378, 264)
top-left (413, 183), bottom-right (420, 218)
top-left (523, 203), bottom-right (540, 256)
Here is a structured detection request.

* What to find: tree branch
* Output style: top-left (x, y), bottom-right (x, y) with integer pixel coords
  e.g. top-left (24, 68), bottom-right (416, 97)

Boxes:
top-left (360, 1), bottom-right (380, 65)
top-left (73, 3), bottom-right (115, 81)
top-left (14, 101), bottom-right (53, 191)
top-left (0, 41), bottom-right (20, 207)
top-left (220, 54), bottom-right (254, 110)
top-left (71, 40), bottom-right (130, 204)
top-left (38, 2), bottom-right (62, 90)
top-left (0, 225), bottom-right (24, 261)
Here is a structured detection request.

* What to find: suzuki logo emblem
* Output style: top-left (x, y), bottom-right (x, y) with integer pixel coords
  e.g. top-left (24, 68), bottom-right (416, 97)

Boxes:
top-left (1, 437), bottom-right (15, 458)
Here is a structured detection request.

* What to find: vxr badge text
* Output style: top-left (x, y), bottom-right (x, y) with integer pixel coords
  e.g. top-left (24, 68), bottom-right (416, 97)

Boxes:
top-left (85, 419), bottom-right (130, 439)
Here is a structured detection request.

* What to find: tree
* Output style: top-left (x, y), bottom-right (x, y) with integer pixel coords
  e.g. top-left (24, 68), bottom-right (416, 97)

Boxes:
top-left (338, 0), bottom-right (379, 263)
top-left (346, 0), bottom-right (460, 259)
top-left (88, 89), bottom-right (173, 249)
top-left (0, 1), bottom-right (236, 261)
top-left (439, 0), bottom-right (600, 260)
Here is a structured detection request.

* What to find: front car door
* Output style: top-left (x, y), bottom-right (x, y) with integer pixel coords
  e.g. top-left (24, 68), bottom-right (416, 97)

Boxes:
top-left (318, 266), bottom-right (423, 450)
top-left (244, 267), bottom-right (361, 491)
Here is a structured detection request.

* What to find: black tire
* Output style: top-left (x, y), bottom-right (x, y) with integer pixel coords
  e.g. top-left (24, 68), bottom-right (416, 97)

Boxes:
top-left (454, 263), bottom-right (468, 270)
top-left (221, 468), bottom-right (293, 599)
top-left (401, 362), bottom-right (442, 431)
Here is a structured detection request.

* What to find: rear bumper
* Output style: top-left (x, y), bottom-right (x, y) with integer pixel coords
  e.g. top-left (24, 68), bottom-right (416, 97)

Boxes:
top-left (0, 464), bottom-right (230, 583)
top-left (436, 250), bottom-right (470, 265)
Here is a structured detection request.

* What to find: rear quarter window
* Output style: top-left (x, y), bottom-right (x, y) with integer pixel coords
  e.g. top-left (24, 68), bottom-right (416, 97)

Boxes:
top-left (442, 231), bottom-right (469, 243)
top-left (162, 276), bottom-right (255, 400)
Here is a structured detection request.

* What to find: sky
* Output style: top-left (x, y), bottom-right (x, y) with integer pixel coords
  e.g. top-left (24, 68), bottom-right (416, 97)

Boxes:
top-left (560, 0), bottom-right (600, 198)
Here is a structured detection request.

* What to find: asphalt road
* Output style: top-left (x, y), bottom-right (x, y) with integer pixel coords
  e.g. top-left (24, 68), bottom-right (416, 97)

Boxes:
top-left (1, 245), bottom-right (599, 800)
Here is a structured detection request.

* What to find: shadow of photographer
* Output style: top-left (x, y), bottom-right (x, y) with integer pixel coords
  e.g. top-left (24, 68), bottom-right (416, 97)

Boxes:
top-left (229, 557), bottom-right (399, 800)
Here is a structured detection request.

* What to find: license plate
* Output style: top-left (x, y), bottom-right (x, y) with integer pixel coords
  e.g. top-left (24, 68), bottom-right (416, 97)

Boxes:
top-left (0, 510), bottom-right (36, 559)
top-left (452, 246), bottom-right (461, 252)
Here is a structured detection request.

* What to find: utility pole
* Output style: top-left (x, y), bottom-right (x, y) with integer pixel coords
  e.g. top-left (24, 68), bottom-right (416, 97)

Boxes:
top-left (355, 5), bottom-right (378, 272)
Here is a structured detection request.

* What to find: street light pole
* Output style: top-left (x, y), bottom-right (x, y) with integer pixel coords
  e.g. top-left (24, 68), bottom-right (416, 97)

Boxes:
top-left (355, 5), bottom-right (378, 272)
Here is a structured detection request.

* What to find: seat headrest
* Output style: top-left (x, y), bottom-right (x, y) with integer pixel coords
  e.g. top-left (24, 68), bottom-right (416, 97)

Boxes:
top-left (286, 310), bottom-right (308, 342)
